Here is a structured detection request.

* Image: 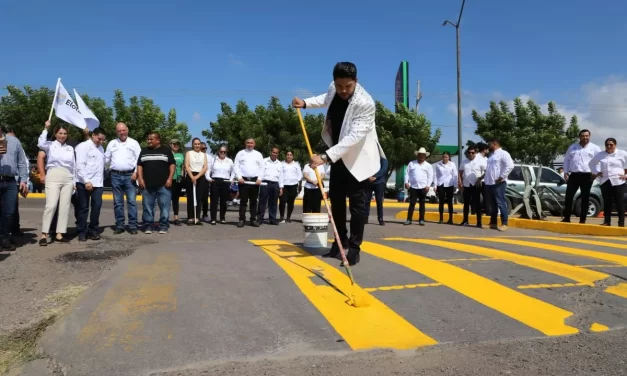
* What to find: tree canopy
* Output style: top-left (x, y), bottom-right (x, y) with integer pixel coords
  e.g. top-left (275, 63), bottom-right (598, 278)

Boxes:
top-left (203, 97), bottom-right (441, 179)
top-left (0, 85), bottom-right (192, 157)
top-left (471, 98), bottom-right (580, 166)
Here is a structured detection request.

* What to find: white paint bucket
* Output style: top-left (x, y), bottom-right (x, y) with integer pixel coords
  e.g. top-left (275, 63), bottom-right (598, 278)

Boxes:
top-left (302, 213), bottom-right (329, 248)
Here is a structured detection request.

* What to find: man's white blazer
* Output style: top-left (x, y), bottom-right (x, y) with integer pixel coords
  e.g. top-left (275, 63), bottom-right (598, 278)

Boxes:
top-left (304, 82), bottom-right (386, 182)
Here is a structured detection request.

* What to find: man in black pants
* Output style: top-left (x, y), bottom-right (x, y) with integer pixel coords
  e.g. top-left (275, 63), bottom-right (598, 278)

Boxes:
top-left (293, 62), bottom-right (385, 266)
top-left (458, 145), bottom-right (486, 227)
top-left (233, 138), bottom-right (264, 227)
top-left (561, 129), bottom-right (601, 223)
top-left (257, 147), bottom-right (283, 225)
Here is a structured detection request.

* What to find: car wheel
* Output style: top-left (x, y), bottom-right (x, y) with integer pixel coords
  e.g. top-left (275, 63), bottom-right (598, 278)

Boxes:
top-left (574, 197), bottom-right (601, 217)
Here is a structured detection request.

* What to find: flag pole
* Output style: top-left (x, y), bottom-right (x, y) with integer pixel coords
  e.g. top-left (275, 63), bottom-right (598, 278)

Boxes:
top-left (48, 78), bottom-right (61, 121)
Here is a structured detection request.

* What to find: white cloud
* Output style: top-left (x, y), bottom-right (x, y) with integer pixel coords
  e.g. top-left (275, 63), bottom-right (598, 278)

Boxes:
top-left (192, 112), bottom-right (201, 123)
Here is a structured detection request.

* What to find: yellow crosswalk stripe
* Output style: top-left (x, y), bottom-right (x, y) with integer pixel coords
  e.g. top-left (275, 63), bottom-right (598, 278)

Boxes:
top-left (360, 241), bottom-right (579, 336)
top-left (444, 237), bottom-right (627, 266)
top-left (385, 238), bottom-right (609, 286)
top-left (249, 239), bottom-right (438, 350)
top-left (364, 283), bottom-right (442, 292)
top-left (523, 236), bottom-right (627, 251)
top-left (518, 282), bottom-right (589, 289)
top-left (605, 283), bottom-right (627, 299)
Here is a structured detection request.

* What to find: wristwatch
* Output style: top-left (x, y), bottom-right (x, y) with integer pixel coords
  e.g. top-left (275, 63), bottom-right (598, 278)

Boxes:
top-left (320, 152), bottom-right (328, 162)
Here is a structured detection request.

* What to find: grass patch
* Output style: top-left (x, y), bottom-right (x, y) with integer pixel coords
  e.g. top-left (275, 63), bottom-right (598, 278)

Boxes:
top-left (0, 285), bottom-right (88, 375)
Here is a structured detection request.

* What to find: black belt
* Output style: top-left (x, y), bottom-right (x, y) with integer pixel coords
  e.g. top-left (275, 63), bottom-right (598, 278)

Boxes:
top-left (111, 169), bottom-right (134, 174)
top-left (0, 175), bottom-right (16, 181)
top-left (262, 180), bottom-right (279, 184)
top-left (242, 177), bottom-right (257, 181)
top-left (569, 172), bottom-right (591, 175)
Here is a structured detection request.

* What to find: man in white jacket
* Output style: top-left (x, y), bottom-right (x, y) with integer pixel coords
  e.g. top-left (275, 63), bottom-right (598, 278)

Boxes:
top-left (292, 62), bottom-right (385, 266)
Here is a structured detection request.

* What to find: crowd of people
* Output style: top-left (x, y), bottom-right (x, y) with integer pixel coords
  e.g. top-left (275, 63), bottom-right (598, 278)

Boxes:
top-left (0, 63), bottom-right (626, 262)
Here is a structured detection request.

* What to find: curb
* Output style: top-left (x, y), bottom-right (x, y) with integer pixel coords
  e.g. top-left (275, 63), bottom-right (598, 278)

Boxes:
top-left (394, 210), bottom-right (627, 236)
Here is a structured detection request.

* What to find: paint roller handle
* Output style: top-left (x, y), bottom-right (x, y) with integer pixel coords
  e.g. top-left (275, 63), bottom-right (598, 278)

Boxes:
top-left (243, 181), bottom-right (268, 186)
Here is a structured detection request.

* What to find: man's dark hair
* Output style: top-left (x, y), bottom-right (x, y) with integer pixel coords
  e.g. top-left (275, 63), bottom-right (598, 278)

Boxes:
top-left (0, 126), bottom-right (15, 135)
top-left (149, 132), bottom-right (161, 140)
top-left (476, 142), bottom-right (488, 152)
top-left (92, 127), bottom-right (105, 136)
top-left (488, 138), bottom-right (500, 145)
top-left (466, 145), bottom-right (477, 153)
top-left (579, 129), bottom-right (590, 136)
top-left (333, 62), bottom-right (357, 80)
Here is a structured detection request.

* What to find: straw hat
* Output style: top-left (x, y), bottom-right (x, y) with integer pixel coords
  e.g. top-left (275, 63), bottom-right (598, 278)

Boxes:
top-left (414, 147), bottom-right (430, 157)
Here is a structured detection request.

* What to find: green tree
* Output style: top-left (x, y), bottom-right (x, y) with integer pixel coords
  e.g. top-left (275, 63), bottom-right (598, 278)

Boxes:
top-left (375, 103), bottom-right (441, 179)
top-left (471, 98), bottom-right (580, 166)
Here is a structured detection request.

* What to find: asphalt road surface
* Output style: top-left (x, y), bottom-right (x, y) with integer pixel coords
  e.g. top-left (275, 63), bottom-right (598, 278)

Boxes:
top-left (12, 197), bottom-right (627, 375)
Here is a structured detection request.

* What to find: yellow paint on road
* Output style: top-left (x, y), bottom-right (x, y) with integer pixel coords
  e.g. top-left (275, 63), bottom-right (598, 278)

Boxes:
top-left (249, 239), bottom-right (437, 350)
top-left (438, 257), bottom-right (497, 262)
top-left (523, 236), bottom-right (627, 251)
top-left (577, 264), bottom-right (626, 268)
top-left (518, 282), bottom-right (589, 289)
top-left (386, 238), bottom-right (609, 286)
top-left (446, 237), bottom-right (627, 266)
top-left (605, 283), bottom-right (627, 299)
top-left (364, 283), bottom-right (442, 292)
top-left (361, 241), bottom-right (579, 336)
top-left (78, 253), bottom-right (179, 351)
top-left (590, 323), bottom-right (610, 332)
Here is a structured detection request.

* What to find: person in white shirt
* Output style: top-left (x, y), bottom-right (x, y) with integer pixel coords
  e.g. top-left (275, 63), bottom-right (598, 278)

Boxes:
top-left (459, 145), bottom-right (487, 227)
top-left (279, 151), bottom-right (302, 223)
top-left (207, 144), bottom-right (234, 224)
top-left (404, 147), bottom-right (434, 225)
top-left (484, 138), bottom-right (515, 231)
top-left (38, 121), bottom-right (76, 245)
top-left (233, 138), bottom-right (264, 227)
top-left (184, 138), bottom-right (209, 225)
top-left (433, 151), bottom-right (458, 224)
top-left (561, 129), bottom-right (602, 224)
top-left (302, 163), bottom-right (326, 213)
top-left (257, 147), bottom-right (283, 225)
top-left (200, 142), bottom-right (214, 222)
top-left (75, 127), bottom-right (106, 242)
top-left (105, 122), bottom-right (142, 235)
top-left (589, 137), bottom-right (627, 227)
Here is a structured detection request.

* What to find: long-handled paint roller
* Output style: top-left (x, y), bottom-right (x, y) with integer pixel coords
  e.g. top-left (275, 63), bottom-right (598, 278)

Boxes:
top-left (296, 108), bottom-right (370, 308)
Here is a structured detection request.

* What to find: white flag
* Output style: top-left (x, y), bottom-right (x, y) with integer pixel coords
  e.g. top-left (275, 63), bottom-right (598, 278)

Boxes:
top-left (73, 89), bottom-right (100, 131)
top-left (53, 80), bottom-right (87, 129)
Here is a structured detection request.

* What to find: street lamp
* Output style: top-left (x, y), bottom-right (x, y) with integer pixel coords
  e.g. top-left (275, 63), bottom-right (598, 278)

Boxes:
top-left (443, 0), bottom-right (466, 165)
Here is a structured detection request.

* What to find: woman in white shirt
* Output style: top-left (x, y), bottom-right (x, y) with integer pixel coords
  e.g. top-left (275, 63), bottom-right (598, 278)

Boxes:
top-left (302, 163), bottom-right (325, 213)
top-left (589, 138), bottom-right (627, 227)
top-left (184, 138), bottom-right (208, 225)
top-left (207, 144), bottom-right (234, 224)
top-left (433, 151), bottom-right (458, 224)
top-left (279, 151), bottom-right (303, 223)
top-left (37, 121), bottom-right (76, 246)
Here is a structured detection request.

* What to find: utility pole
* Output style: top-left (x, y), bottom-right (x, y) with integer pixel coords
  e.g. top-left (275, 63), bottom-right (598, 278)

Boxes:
top-left (443, 0), bottom-right (466, 165)
top-left (415, 80), bottom-right (423, 112)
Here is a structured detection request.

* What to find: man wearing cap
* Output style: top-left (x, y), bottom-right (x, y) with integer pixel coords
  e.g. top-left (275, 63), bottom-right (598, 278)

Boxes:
top-left (292, 61), bottom-right (385, 266)
top-left (404, 147), bottom-right (434, 225)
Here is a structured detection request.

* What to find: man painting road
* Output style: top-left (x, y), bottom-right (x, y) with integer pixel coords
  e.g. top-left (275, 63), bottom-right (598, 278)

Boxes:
top-left (561, 129), bottom-right (601, 223)
top-left (293, 61), bottom-right (385, 266)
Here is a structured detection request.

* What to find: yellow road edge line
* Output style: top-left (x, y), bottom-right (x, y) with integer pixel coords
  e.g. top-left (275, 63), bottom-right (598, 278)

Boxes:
top-left (78, 253), bottom-right (179, 351)
top-left (605, 283), bottom-right (627, 299)
top-left (249, 239), bottom-right (438, 350)
top-left (518, 282), bottom-right (589, 289)
top-left (361, 241), bottom-right (579, 336)
top-left (524, 236), bottom-right (627, 250)
top-left (444, 237), bottom-right (627, 267)
top-left (384, 238), bottom-right (608, 286)
top-left (365, 283), bottom-right (443, 292)
top-left (577, 264), bottom-right (626, 268)
top-left (438, 258), bottom-right (497, 262)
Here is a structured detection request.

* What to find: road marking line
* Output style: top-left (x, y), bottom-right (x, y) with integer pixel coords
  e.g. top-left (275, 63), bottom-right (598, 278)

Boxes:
top-left (364, 283), bottom-right (442, 292)
top-left (249, 239), bottom-right (437, 350)
top-left (78, 253), bottom-right (179, 351)
top-left (361, 241), bottom-right (579, 336)
top-left (590, 323), bottom-right (610, 332)
top-left (520, 236), bottom-right (627, 251)
top-left (438, 257), bottom-right (497, 262)
top-left (518, 282), bottom-right (589, 289)
top-left (605, 283), bottom-right (627, 299)
top-left (444, 237), bottom-right (627, 266)
top-left (577, 264), bottom-right (626, 268)
top-left (385, 238), bottom-right (609, 286)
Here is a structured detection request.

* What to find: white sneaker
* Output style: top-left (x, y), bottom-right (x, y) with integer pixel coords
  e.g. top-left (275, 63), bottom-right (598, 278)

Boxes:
top-left (159, 230), bottom-right (167, 234)
top-left (145, 230), bottom-right (153, 234)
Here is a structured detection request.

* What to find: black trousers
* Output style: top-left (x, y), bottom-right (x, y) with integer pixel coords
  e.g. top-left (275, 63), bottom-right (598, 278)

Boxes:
top-left (279, 184), bottom-right (298, 220)
top-left (170, 180), bottom-right (183, 216)
top-left (210, 178), bottom-right (230, 221)
top-left (202, 181), bottom-right (210, 218)
top-left (563, 172), bottom-right (593, 223)
top-left (462, 184), bottom-right (482, 224)
top-left (238, 178), bottom-right (260, 221)
top-left (257, 181), bottom-right (280, 222)
top-left (407, 188), bottom-right (427, 222)
top-left (329, 161), bottom-right (368, 252)
top-left (600, 181), bottom-right (625, 226)
top-left (365, 182), bottom-right (385, 221)
top-left (303, 188), bottom-right (322, 213)
top-left (186, 173), bottom-right (208, 221)
top-left (11, 191), bottom-right (20, 234)
top-left (437, 185), bottom-right (454, 221)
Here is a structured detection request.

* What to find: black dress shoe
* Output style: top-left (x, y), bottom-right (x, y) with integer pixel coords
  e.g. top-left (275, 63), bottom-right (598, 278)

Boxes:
top-left (250, 220), bottom-right (260, 227)
top-left (237, 220), bottom-right (245, 228)
top-left (378, 219), bottom-right (385, 226)
top-left (88, 233), bottom-right (101, 240)
top-left (129, 229), bottom-right (138, 234)
top-left (1, 241), bottom-right (16, 252)
top-left (341, 249), bottom-right (360, 266)
top-left (114, 229), bottom-right (125, 234)
top-left (39, 238), bottom-right (48, 247)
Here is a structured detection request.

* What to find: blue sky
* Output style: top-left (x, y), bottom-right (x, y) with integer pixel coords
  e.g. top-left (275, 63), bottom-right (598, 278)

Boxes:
top-left (2, 0), bottom-right (626, 148)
